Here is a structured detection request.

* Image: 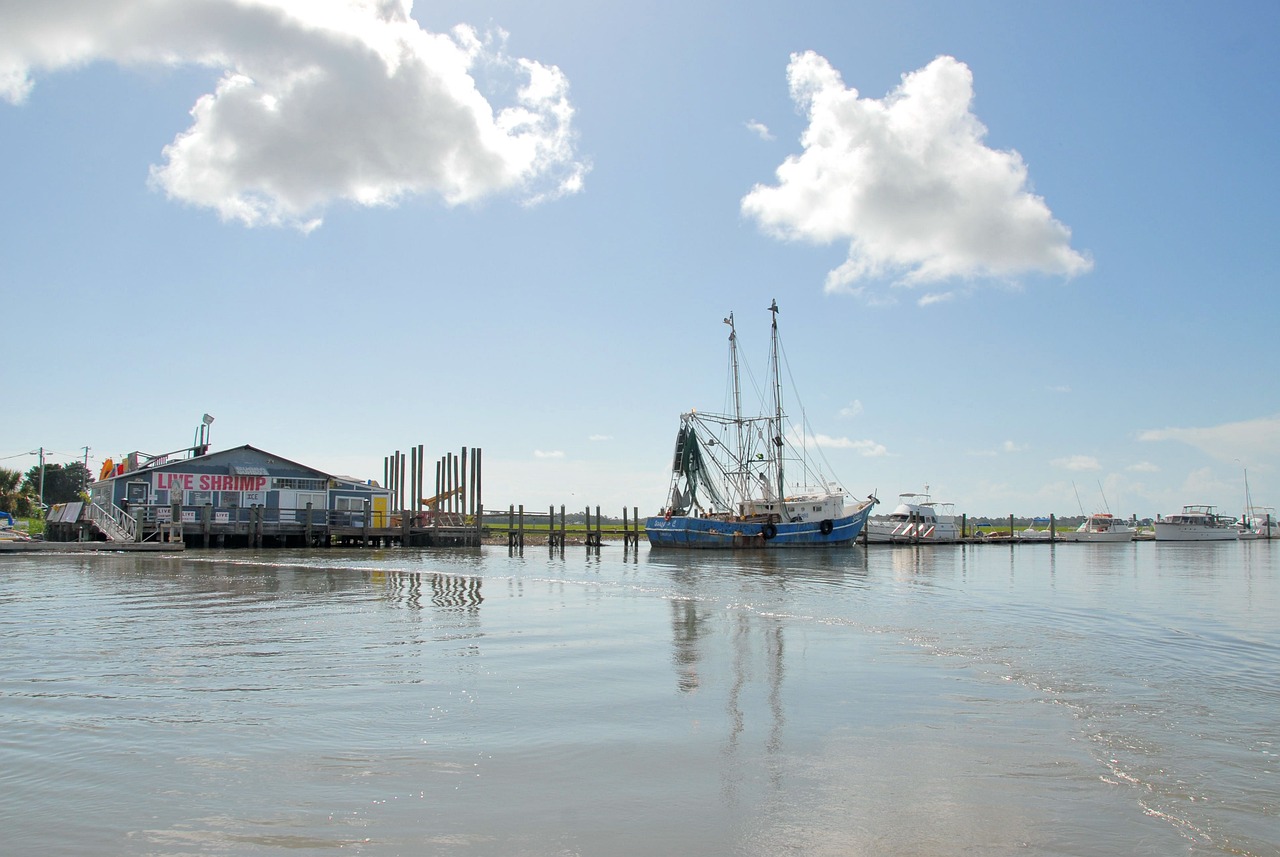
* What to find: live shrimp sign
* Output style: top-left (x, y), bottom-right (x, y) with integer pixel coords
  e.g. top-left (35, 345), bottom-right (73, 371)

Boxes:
top-left (153, 472), bottom-right (269, 493)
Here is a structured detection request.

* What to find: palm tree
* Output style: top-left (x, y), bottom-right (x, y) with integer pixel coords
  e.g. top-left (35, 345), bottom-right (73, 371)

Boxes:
top-left (0, 467), bottom-right (32, 517)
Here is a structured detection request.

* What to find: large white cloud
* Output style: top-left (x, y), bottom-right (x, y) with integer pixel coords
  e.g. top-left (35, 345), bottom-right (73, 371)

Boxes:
top-left (1139, 414), bottom-right (1280, 468)
top-left (0, 0), bottom-right (586, 228)
top-left (742, 52), bottom-right (1092, 294)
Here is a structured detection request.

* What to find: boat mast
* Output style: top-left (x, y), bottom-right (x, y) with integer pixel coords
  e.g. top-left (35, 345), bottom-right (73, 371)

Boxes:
top-left (768, 299), bottom-right (784, 501)
top-left (725, 312), bottom-right (748, 503)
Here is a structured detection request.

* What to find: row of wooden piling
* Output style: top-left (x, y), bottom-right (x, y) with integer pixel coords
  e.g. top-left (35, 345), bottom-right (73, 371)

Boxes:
top-left (504, 505), bottom-right (643, 554)
top-left (385, 444), bottom-right (482, 518)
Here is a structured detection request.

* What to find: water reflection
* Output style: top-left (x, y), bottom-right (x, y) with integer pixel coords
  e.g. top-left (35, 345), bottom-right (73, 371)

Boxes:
top-left (375, 570), bottom-right (484, 612)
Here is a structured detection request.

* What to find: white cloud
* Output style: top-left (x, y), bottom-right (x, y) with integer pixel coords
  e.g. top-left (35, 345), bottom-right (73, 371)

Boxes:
top-left (745, 119), bottom-right (774, 141)
top-left (808, 434), bottom-right (888, 456)
top-left (1126, 461), bottom-right (1159, 473)
top-left (741, 52), bottom-right (1092, 293)
top-left (1048, 385), bottom-right (1071, 394)
top-left (588, 434), bottom-right (612, 442)
top-left (533, 449), bottom-right (565, 459)
top-left (1052, 455), bottom-right (1101, 472)
top-left (1139, 414), bottom-right (1280, 466)
top-left (1002, 440), bottom-right (1026, 453)
top-left (0, 0), bottom-right (586, 228)
top-left (838, 400), bottom-right (863, 418)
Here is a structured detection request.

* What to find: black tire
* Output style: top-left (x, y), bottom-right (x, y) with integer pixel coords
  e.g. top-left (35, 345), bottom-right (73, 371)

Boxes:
top-left (819, 519), bottom-right (834, 536)
top-left (761, 522), bottom-right (778, 540)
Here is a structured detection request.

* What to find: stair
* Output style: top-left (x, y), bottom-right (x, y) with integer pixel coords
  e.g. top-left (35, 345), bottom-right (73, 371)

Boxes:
top-left (88, 503), bottom-right (136, 542)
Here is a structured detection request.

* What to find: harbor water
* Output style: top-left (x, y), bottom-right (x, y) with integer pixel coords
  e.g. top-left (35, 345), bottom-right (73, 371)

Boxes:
top-left (2, 541), bottom-right (1277, 856)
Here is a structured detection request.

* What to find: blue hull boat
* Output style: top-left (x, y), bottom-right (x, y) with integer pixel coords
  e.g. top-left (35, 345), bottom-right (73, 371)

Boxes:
top-left (645, 502), bottom-right (874, 549)
top-left (646, 301), bottom-right (876, 550)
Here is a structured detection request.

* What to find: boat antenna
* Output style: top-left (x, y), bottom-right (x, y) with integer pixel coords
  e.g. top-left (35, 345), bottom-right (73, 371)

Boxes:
top-left (1097, 480), bottom-right (1111, 514)
top-left (768, 299), bottom-right (784, 501)
top-left (1072, 481), bottom-right (1084, 516)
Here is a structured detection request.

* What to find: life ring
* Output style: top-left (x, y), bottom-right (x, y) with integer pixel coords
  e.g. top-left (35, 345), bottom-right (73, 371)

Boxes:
top-left (819, 519), bottom-right (834, 536)
top-left (761, 522), bottom-right (777, 540)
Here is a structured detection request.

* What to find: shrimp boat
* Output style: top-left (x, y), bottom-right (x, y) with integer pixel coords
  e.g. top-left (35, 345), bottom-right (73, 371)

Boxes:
top-left (646, 301), bottom-right (876, 549)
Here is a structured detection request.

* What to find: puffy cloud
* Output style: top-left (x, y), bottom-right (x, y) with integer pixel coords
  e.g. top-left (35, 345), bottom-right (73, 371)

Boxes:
top-left (1052, 455), bottom-right (1101, 472)
top-left (0, 0), bottom-right (586, 228)
top-left (838, 400), bottom-right (864, 418)
top-left (809, 434), bottom-right (888, 456)
top-left (533, 449), bottom-right (565, 459)
top-left (745, 119), bottom-right (774, 141)
top-left (1139, 414), bottom-right (1280, 466)
top-left (741, 52), bottom-right (1091, 294)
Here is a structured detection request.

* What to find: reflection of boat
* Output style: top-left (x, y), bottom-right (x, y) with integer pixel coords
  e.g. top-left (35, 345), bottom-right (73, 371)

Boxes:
top-left (865, 489), bottom-right (960, 543)
top-left (1152, 505), bottom-right (1238, 541)
top-left (1060, 513), bottom-right (1136, 543)
top-left (646, 301), bottom-right (876, 549)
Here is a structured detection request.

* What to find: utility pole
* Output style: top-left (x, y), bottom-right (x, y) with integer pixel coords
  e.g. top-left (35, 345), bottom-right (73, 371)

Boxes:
top-left (82, 446), bottom-right (91, 492)
top-left (35, 447), bottom-right (45, 511)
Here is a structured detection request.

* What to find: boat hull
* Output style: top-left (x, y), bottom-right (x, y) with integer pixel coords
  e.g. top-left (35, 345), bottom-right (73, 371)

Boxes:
top-left (1060, 530), bottom-right (1135, 543)
top-left (646, 504), bottom-right (873, 549)
top-left (1151, 523), bottom-right (1237, 542)
top-left (865, 522), bottom-right (960, 544)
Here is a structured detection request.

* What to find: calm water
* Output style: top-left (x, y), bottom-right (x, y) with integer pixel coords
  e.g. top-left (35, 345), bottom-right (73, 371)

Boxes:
top-left (1, 541), bottom-right (1277, 856)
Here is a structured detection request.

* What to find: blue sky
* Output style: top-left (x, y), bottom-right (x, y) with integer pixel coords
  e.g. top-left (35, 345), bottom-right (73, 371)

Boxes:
top-left (3, 0), bottom-right (1278, 520)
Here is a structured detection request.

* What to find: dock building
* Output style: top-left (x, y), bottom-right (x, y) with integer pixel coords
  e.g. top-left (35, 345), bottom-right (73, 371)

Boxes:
top-left (77, 444), bottom-right (402, 548)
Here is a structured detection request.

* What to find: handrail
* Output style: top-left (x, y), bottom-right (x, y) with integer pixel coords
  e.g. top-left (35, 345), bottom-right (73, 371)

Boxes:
top-left (87, 502), bottom-right (137, 541)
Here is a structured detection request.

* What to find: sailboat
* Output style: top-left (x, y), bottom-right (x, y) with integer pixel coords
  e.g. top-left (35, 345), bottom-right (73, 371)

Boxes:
top-left (645, 301), bottom-right (877, 548)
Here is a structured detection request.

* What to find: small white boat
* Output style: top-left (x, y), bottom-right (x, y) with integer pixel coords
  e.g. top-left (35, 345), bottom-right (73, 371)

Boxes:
top-left (1152, 505), bottom-right (1238, 541)
top-left (865, 490), bottom-right (960, 543)
top-left (1243, 507), bottom-right (1279, 539)
top-left (1060, 513), bottom-right (1137, 543)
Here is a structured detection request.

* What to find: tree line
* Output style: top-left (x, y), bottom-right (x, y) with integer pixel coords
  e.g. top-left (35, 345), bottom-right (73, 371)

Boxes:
top-left (0, 462), bottom-right (92, 517)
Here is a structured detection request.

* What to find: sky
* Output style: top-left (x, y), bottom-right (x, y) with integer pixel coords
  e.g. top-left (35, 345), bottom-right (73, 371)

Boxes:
top-left (3, 0), bottom-right (1279, 520)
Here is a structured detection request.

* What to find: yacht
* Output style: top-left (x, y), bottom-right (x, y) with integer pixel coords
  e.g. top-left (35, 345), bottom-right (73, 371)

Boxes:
top-left (1152, 505), bottom-right (1238, 541)
top-left (865, 490), bottom-right (960, 543)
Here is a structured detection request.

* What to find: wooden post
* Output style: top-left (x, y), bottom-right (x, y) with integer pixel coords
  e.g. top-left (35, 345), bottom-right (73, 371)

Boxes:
top-left (202, 503), bottom-right (212, 549)
top-left (961, 513), bottom-right (967, 540)
top-left (1050, 514), bottom-right (1056, 541)
top-left (474, 448), bottom-right (482, 517)
top-left (460, 447), bottom-right (467, 517)
top-left (305, 502), bottom-right (314, 546)
top-left (171, 499), bottom-right (182, 545)
top-left (410, 445), bottom-right (418, 522)
top-left (518, 504), bottom-right (525, 550)
top-left (1009, 514), bottom-right (1015, 541)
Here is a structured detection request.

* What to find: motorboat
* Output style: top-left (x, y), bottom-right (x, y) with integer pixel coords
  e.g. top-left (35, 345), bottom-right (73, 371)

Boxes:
top-left (1060, 513), bottom-right (1137, 543)
top-left (865, 490), bottom-right (960, 543)
top-left (1152, 505), bottom-right (1238, 541)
